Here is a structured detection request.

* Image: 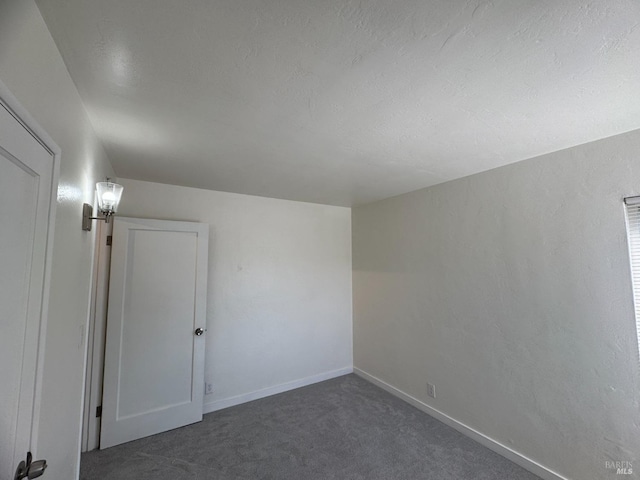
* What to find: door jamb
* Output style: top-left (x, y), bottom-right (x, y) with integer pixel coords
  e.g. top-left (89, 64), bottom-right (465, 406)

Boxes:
top-left (81, 219), bottom-right (113, 451)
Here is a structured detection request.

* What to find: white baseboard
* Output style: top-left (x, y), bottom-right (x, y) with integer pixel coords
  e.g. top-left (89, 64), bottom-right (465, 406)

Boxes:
top-left (203, 367), bottom-right (353, 414)
top-left (353, 368), bottom-right (569, 480)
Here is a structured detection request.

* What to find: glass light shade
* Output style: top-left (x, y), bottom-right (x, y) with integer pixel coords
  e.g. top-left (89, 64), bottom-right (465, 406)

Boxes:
top-left (96, 182), bottom-right (123, 215)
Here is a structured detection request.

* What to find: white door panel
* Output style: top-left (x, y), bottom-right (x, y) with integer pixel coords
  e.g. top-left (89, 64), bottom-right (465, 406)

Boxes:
top-left (100, 217), bottom-right (208, 449)
top-left (0, 94), bottom-right (57, 479)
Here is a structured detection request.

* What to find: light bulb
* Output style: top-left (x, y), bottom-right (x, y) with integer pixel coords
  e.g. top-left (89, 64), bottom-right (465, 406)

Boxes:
top-left (96, 181), bottom-right (123, 214)
top-left (101, 191), bottom-right (116, 207)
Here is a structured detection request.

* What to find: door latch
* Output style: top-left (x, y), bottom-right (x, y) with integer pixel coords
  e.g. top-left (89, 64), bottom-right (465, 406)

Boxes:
top-left (14, 452), bottom-right (47, 480)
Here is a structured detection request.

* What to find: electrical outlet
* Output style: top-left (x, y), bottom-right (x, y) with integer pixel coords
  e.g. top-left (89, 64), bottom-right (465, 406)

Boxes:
top-left (427, 383), bottom-right (436, 399)
top-left (205, 382), bottom-right (214, 395)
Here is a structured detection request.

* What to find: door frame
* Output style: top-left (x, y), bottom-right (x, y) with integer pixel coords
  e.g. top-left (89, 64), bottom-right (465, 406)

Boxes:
top-left (82, 216), bottom-right (209, 450)
top-left (81, 219), bottom-right (113, 452)
top-left (0, 79), bottom-right (61, 460)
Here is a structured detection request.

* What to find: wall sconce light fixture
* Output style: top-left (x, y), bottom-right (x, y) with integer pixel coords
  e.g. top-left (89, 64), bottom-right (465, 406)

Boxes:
top-left (82, 180), bottom-right (124, 231)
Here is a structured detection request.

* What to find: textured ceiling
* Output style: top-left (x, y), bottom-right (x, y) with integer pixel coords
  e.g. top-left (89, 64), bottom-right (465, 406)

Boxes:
top-left (36, 0), bottom-right (640, 206)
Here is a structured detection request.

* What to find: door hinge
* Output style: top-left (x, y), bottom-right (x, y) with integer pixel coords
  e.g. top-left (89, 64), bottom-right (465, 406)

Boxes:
top-left (106, 235), bottom-right (112, 246)
top-left (96, 406), bottom-right (102, 418)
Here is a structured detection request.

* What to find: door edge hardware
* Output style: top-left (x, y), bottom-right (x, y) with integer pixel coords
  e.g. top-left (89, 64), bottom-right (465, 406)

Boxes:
top-left (14, 451), bottom-right (47, 480)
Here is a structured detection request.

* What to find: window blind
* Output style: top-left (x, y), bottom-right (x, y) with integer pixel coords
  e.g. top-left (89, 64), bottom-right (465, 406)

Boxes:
top-left (624, 196), bottom-right (640, 347)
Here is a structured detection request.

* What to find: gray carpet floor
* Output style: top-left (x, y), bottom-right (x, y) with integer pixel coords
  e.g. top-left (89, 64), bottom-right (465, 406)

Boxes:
top-left (81, 374), bottom-right (541, 480)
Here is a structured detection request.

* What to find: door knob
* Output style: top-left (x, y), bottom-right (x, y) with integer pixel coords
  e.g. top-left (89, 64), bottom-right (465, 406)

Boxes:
top-left (194, 328), bottom-right (205, 336)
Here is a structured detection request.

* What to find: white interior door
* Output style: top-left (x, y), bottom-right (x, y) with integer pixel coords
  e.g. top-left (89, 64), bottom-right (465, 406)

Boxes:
top-left (0, 93), bottom-right (57, 478)
top-left (100, 217), bottom-right (209, 449)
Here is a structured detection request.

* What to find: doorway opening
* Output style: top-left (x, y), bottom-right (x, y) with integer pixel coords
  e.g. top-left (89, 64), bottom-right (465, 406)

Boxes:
top-left (80, 217), bottom-right (209, 452)
top-left (81, 219), bottom-right (113, 452)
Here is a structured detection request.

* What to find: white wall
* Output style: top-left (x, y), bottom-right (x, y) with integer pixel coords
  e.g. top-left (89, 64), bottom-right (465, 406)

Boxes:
top-left (117, 179), bottom-right (353, 410)
top-left (353, 129), bottom-right (640, 480)
top-left (0, 1), bottom-right (115, 478)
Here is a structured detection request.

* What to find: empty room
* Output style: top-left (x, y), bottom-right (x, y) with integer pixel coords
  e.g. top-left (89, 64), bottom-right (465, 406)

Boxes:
top-left (1, 1), bottom-right (639, 479)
